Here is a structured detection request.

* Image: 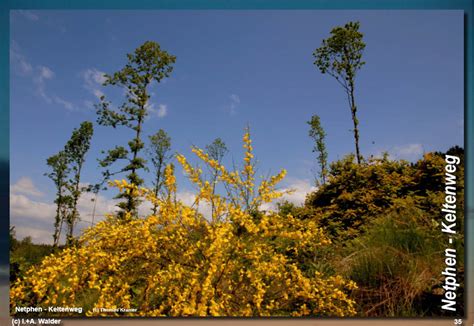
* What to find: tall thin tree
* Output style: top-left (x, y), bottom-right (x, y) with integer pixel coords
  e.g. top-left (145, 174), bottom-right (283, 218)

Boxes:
top-left (147, 129), bottom-right (172, 215)
top-left (205, 138), bottom-right (228, 218)
top-left (313, 21), bottom-right (366, 164)
top-left (97, 41), bottom-right (176, 218)
top-left (45, 150), bottom-right (70, 247)
top-left (64, 121), bottom-right (94, 245)
top-left (307, 114), bottom-right (328, 186)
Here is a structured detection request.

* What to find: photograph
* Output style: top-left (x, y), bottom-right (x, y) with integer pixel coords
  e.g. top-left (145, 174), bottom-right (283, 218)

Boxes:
top-left (8, 9), bottom-right (465, 318)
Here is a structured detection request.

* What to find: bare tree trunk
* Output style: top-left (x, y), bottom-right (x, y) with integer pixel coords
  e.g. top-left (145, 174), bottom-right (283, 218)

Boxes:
top-left (53, 198), bottom-right (61, 247)
top-left (91, 191), bottom-right (98, 225)
top-left (57, 205), bottom-right (67, 246)
top-left (152, 165), bottom-right (162, 216)
top-left (349, 81), bottom-right (362, 164)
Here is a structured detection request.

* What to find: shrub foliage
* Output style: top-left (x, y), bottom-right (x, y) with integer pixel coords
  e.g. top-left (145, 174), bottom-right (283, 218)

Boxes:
top-left (11, 130), bottom-right (357, 317)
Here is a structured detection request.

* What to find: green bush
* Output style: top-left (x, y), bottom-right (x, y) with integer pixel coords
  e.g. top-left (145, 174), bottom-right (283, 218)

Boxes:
top-left (336, 198), bottom-right (463, 316)
top-left (302, 147), bottom-right (464, 316)
top-left (10, 230), bottom-right (56, 283)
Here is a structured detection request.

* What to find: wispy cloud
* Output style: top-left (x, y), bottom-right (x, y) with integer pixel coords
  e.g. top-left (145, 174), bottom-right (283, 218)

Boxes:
top-left (83, 100), bottom-right (95, 110)
top-left (18, 59), bottom-right (33, 75)
top-left (147, 103), bottom-right (168, 119)
top-left (52, 96), bottom-right (75, 111)
top-left (10, 41), bottom-right (33, 75)
top-left (18, 10), bottom-right (39, 21)
top-left (11, 42), bottom-right (78, 111)
top-left (35, 66), bottom-right (77, 110)
top-left (370, 143), bottom-right (425, 162)
top-left (34, 65), bottom-right (54, 102)
top-left (81, 68), bottom-right (107, 99)
top-left (12, 45), bottom-right (54, 103)
top-left (38, 65), bottom-right (54, 79)
top-left (156, 104), bottom-right (168, 118)
top-left (228, 94), bottom-right (240, 115)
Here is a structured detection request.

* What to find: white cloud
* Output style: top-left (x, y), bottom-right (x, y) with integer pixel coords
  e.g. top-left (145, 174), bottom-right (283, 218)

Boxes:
top-left (147, 103), bottom-right (168, 119)
top-left (10, 178), bottom-right (55, 243)
top-left (281, 179), bottom-right (317, 205)
top-left (39, 66), bottom-right (54, 79)
top-left (52, 96), bottom-right (74, 111)
top-left (10, 193), bottom-right (55, 222)
top-left (83, 100), bottom-right (95, 110)
top-left (18, 10), bottom-right (39, 21)
top-left (228, 94), bottom-right (240, 115)
top-left (458, 117), bottom-right (464, 128)
top-left (261, 178), bottom-right (317, 212)
top-left (82, 68), bottom-right (107, 99)
top-left (11, 177), bottom-right (44, 197)
top-left (177, 190), bottom-right (197, 207)
top-left (75, 190), bottom-right (120, 226)
top-left (136, 179), bottom-right (314, 220)
top-left (19, 59), bottom-right (33, 74)
top-left (93, 89), bottom-right (104, 99)
top-left (136, 189), bottom-right (213, 219)
top-left (10, 41), bottom-right (33, 75)
top-left (15, 226), bottom-right (53, 245)
top-left (10, 43), bottom-right (63, 106)
top-left (175, 190), bottom-right (212, 220)
top-left (137, 200), bottom-right (154, 217)
top-left (11, 41), bottom-right (65, 110)
top-left (10, 178), bottom-right (120, 244)
top-left (369, 143), bottom-right (425, 162)
top-left (33, 65), bottom-right (55, 102)
top-left (392, 143), bottom-right (424, 161)
top-left (86, 68), bottom-right (107, 84)
top-left (33, 66), bottom-right (76, 110)
top-left (230, 94), bottom-right (240, 104)
top-left (10, 174), bottom-right (317, 244)
top-left (156, 104), bottom-right (167, 118)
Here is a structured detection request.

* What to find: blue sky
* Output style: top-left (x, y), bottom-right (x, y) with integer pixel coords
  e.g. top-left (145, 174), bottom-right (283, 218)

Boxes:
top-left (9, 10), bottom-right (463, 243)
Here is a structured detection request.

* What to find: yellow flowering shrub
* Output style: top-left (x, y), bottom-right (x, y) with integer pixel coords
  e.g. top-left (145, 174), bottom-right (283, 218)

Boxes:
top-left (11, 129), bottom-right (357, 317)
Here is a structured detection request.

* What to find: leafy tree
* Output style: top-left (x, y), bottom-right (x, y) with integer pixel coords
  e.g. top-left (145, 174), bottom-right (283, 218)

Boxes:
top-left (9, 226), bottom-right (18, 252)
top-left (307, 114), bottom-right (328, 186)
top-left (205, 138), bottom-right (228, 217)
top-left (206, 138), bottom-right (228, 164)
top-left (305, 147), bottom-right (464, 241)
top-left (146, 129), bottom-right (172, 215)
top-left (9, 230), bottom-right (55, 283)
top-left (64, 121), bottom-right (94, 245)
top-left (306, 154), bottom-right (413, 240)
top-left (45, 150), bottom-right (71, 247)
top-left (313, 21), bottom-right (366, 164)
top-left (96, 41), bottom-right (176, 218)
